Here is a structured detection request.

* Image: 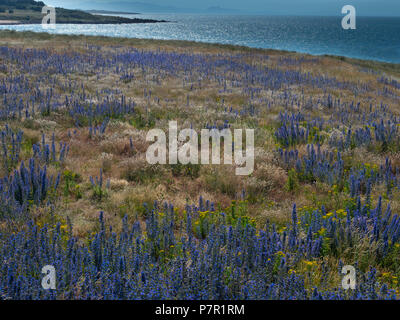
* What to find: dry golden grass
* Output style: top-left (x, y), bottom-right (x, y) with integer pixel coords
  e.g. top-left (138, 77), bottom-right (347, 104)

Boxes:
top-left (0, 30), bottom-right (399, 235)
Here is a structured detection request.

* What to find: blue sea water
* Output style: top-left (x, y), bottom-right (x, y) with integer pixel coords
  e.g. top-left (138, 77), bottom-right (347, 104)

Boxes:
top-left (0, 14), bottom-right (399, 63)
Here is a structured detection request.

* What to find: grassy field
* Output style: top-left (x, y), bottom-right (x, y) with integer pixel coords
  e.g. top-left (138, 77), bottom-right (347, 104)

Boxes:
top-left (0, 30), bottom-right (400, 299)
top-left (0, 0), bottom-right (163, 24)
top-left (0, 8), bottom-right (163, 24)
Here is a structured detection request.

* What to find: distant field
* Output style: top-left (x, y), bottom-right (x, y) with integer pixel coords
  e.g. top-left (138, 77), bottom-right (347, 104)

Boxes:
top-left (0, 30), bottom-right (400, 299)
top-left (0, 1), bottom-right (164, 24)
top-left (0, 8), bottom-right (41, 20)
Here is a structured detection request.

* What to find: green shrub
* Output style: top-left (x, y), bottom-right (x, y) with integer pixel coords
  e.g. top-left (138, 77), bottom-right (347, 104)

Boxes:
top-left (63, 170), bottom-right (82, 199)
top-left (286, 168), bottom-right (299, 192)
top-left (170, 163), bottom-right (201, 179)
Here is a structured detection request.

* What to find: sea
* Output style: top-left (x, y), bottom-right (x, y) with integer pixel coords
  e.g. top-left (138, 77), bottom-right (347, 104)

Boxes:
top-left (0, 14), bottom-right (399, 63)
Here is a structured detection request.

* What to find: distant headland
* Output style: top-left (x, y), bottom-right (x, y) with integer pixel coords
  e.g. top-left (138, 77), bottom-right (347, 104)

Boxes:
top-left (0, 0), bottom-right (167, 24)
top-left (84, 10), bottom-right (140, 15)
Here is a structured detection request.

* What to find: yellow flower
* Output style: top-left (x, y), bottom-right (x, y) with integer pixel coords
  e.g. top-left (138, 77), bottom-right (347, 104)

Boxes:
top-left (275, 251), bottom-right (285, 257)
top-left (278, 226), bottom-right (287, 233)
top-left (199, 211), bottom-right (209, 217)
top-left (303, 260), bottom-right (317, 267)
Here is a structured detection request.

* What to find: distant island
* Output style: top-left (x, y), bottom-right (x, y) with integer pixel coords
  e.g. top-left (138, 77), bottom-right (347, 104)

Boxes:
top-left (85, 10), bottom-right (140, 15)
top-left (0, 0), bottom-right (166, 24)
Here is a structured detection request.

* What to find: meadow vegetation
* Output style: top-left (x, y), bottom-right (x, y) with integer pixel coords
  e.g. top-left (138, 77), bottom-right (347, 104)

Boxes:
top-left (0, 30), bottom-right (400, 299)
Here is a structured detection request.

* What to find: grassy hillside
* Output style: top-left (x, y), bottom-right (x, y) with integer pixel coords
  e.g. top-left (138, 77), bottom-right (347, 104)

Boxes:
top-left (0, 0), bottom-right (164, 24)
top-left (0, 30), bottom-right (400, 299)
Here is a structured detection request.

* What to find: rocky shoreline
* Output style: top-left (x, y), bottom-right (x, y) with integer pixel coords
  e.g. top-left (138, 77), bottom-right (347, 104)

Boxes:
top-left (0, 17), bottom-right (168, 25)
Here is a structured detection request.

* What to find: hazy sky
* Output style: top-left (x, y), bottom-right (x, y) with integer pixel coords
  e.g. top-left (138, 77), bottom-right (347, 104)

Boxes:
top-left (44, 0), bottom-right (400, 16)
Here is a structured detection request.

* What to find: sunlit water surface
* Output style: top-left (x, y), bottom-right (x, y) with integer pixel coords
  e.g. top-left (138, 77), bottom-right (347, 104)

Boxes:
top-left (1, 14), bottom-right (399, 63)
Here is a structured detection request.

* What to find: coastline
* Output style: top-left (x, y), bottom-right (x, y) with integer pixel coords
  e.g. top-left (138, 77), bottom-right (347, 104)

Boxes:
top-left (0, 4), bottom-right (166, 25)
top-left (0, 19), bottom-right (168, 25)
top-left (0, 20), bottom-right (21, 24)
top-left (0, 29), bottom-right (398, 74)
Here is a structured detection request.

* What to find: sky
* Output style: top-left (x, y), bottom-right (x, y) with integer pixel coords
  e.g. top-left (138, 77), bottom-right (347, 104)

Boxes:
top-left (44, 0), bottom-right (400, 16)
